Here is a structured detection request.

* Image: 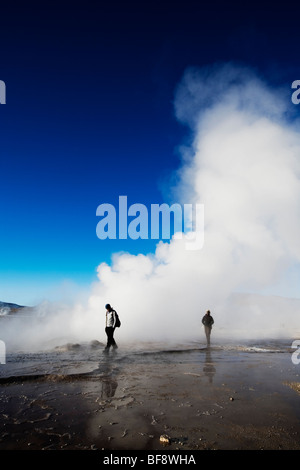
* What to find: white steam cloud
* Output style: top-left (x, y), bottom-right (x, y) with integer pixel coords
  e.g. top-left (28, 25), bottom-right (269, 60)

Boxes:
top-left (3, 63), bottom-right (300, 351)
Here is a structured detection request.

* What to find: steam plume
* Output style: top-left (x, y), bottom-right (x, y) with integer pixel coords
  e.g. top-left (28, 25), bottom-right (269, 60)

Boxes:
top-left (3, 63), bottom-right (300, 350)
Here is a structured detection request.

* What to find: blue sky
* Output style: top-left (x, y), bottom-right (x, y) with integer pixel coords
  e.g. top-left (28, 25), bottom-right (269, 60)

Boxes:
top-left (0, 0), bottom-right (299, 305)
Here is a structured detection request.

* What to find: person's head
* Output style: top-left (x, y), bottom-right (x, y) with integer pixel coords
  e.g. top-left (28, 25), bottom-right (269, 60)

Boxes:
top-left (206, 310), bottom-right (211, 315)
top-left (105, 303), bottom-right (112, 312)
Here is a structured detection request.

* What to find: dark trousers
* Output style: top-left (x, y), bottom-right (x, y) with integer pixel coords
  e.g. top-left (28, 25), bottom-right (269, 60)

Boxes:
top-left (204, 326), bottom-right (212, 345)
top-left (105, 327), bottom-right (117, 349)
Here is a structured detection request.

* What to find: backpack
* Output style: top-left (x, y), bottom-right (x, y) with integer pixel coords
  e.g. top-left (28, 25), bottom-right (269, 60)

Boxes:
top-left (114, 310), bottom-right (121, 328)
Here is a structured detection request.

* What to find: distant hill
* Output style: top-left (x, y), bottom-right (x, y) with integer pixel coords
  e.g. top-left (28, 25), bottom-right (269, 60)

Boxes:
top-left (0, 301), bottom-right (26, 315)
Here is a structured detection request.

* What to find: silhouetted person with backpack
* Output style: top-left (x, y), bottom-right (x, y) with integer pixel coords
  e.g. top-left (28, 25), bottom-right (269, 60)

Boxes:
top-left (202, 310), bottom-right (214, 346)
top-left (103, 304), bottom-right (119, 353)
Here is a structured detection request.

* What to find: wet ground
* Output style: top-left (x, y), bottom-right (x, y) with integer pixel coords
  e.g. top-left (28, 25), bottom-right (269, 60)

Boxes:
top-left (0, 339), bottom-right (300, 450)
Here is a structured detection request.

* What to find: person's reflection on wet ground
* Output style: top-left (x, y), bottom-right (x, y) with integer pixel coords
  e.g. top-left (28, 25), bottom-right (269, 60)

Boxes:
top-left (92, 356), bottom-right (119, 399)
top-left (203, 347), bottom-right (216, 383)
top-left (101, 376), bottom-right (118, 399)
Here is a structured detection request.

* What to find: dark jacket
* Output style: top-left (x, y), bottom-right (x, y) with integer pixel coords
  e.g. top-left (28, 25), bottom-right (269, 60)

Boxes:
top-left (202, 314), bottom-right (214, 327)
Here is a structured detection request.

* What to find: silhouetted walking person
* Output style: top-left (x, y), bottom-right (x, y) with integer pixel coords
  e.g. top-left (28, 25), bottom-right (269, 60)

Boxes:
top-left (202, 310), bottom-right (214, 346)
top-left (104, 303), bottom-right (118, 353)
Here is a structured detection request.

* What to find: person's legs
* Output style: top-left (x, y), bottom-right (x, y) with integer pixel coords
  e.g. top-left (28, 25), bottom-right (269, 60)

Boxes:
top-left (205, 326), bottom-right (211, 345)
top-left (105, 327), bottom-right (118, 350)
top-left (105, 327), bottom-right (112, 350)
top-left (111, 328), bottom-right (118, 349)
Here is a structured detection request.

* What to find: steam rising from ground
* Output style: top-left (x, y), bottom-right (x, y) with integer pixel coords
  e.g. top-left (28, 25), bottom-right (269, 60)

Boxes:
top-left (3, 63), bottom-right (300, 351)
